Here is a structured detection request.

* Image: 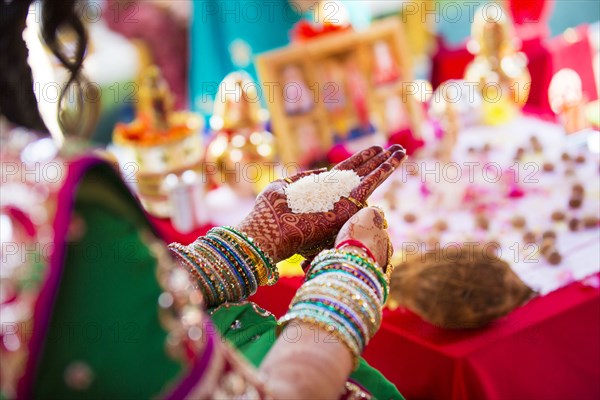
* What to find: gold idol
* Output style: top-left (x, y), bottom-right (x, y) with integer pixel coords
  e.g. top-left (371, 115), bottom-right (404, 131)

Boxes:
top-left (206, 71), bottom-right (275, 197)
top-left (465, 5), bottom-right (531, 123)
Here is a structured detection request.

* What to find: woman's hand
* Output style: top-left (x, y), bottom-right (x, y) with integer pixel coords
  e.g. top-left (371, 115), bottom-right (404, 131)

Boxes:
top-left (260, 210), bottom-right (392, 399)
top-left (236, 145), bottom-right (405, 263)
top-left (335, 206), bottom-right (390, 268)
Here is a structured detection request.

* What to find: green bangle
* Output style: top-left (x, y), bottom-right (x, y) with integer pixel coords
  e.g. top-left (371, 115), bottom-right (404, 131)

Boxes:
top-left (222, 226), bottom-right (279, 285)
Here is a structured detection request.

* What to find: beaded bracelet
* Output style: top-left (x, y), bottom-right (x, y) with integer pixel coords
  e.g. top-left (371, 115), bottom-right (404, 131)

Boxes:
top-left (278, 248), bottom-right (385, 370)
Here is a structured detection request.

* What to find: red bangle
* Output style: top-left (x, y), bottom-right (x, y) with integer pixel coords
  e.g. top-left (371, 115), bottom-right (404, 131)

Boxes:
top-left (336, 239), bottom-right (377, 262)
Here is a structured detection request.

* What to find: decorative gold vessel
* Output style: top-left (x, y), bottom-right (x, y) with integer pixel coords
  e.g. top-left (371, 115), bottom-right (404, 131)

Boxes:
top-left (112, 66), bottom-right (203, 217)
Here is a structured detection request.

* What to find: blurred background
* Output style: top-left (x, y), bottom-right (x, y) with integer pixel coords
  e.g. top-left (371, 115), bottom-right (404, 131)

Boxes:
top-left (25, 0), bottom-right (600, 145)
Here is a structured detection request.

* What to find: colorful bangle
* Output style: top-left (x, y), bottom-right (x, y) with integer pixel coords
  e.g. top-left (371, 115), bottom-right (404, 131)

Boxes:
top-left (300, 276), bottom-right (381, 332)
top-left (211, 227), bottom-right (269, 286)
top-left (191, 243), bottom-right (234, 303)
top-left (310, 249), bottom-right (389, 302)
top-left (299, 278), bottom-right (381, 337)
top-left (193, 241), bottom-right (239, 301)
top-left (203, 235), bottom-right (257, 298)
top-left (221, 226), bottom-right (279, 285)
top-left (305, 261), bottom-right (384, 302)
top-left (169, 224), bottom-right (281, 308)
top-left (170, 243), bottom-right (222, 305)
top-left (278, 248), bottom-right (385, 370)
top-left (336, 239), bottom-right (377, 263)
top-left (223, 226), bottom-right (279, 285)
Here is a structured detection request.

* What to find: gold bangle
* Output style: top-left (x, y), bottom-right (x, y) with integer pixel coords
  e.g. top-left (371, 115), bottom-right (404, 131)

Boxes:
top-left (346, 196), bottom-right (367, 210)
top-left (385, 237), bottom-right (394, 284)
top-left (283, 177), bottom-right (293, 184)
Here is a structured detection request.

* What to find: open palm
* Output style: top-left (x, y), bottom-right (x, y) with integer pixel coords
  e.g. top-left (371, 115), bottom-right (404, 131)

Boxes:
top-left (236, 145), bottom-right (406, 263)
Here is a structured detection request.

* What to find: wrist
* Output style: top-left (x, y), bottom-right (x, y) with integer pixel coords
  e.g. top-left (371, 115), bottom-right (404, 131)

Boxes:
top-left (335, 240), bottom-right (377, 266)
top-left (280, 249), bottom-right (386, 369)
top-left (235, 222), bottom-right (281, 264)
top-left (229, 224), bottom-right (279, 285)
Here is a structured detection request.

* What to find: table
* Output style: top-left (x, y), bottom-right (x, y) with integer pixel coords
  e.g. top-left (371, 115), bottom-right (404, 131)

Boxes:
top-left (147, 115), bottom-right (600, 399)
top-left (250, 274), bottom-right (600, 399)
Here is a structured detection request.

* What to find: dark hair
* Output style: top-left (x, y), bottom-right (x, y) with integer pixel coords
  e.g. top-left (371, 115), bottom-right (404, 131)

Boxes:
top-left (0, 0), bottom-right (87, 132)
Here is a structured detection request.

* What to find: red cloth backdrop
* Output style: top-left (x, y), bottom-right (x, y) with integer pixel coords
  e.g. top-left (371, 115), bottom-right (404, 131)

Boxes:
top-left (430, 25), bottom-right (598, 119)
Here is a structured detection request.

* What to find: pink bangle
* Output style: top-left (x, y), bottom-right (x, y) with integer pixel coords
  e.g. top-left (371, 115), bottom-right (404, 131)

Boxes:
top-left (336, 239), bottom-right (377, 262)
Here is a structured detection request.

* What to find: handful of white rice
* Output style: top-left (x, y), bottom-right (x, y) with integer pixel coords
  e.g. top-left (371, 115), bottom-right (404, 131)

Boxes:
top-left (284, 170), bottom-right (361, 213)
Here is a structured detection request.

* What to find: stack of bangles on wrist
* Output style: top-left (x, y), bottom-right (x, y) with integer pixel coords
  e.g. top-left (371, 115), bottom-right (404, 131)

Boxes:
top-left (337, 239), bottom-right (395, 283)
top-left (169, 226), bottom-right (277, 308)
top-left (278, 249), bottom-right (389, 369)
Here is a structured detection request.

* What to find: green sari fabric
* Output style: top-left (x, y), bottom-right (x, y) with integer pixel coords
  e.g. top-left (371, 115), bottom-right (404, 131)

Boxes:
top-left (210, 303), bottom-right (404, 400)
top-left (33, 165), bottom-right (183, 399)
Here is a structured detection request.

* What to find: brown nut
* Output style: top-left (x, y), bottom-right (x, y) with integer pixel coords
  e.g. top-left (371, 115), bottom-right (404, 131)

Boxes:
top-left (404, 213), bottom-right (417, 224)
top-left (434, 220), bottom-right (448, 232)
top-left (523, 231), bottom-right (537, 244)
top-left (568, 218), bottom-right (580, 231)
top-left (542, 162), bottom-right (555, 172)
top-left (572, 183), bottom-right (584, 195)
top-left (551, 211), bottom-right (566, 222)
top-left (546, 251), bottom-right (562, 266)
top-left (476, 215), bottom-right (489, 230)
top-left (512, 215), bottom-right (527, 229)
top-left (568, 197), bottom-right (583, 209)
top-left (583, 216), bottom-right (599, 229)
top-left (530, 136), bottom-right (543, 152)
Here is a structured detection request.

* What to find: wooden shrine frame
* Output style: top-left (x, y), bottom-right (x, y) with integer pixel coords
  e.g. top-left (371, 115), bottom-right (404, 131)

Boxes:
top-left (256, 17), bottom-right (423, 166)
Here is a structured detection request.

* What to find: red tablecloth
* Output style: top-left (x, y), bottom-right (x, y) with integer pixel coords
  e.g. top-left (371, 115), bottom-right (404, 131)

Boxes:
top-left (147, 215), bottom-right (212, 244)
top-left (148, 212), bottom-right (600, 398)
top-left (250, 275), bottom-right (600, 399)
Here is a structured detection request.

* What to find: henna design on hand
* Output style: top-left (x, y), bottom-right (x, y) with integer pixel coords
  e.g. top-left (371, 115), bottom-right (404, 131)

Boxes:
top-left (236, 146), bottom-right (405, 263)
top-left (373, 211), bottom-right (384, 230)
top-left (335, 207), bottom-right (391, 268)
